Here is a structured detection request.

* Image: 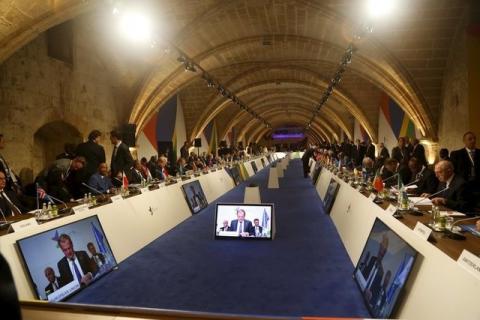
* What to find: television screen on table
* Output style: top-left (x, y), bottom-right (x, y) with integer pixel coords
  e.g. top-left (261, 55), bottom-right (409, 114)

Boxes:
top-left (251, 161), bottom-right (258, 174)
top-left (312, 163), bottom-right (322, 186)
top-left (181, 180), bottom-right (208, 214)
top-left (323, 178), bottom-right (339, 214)
top-left (260, 158), bottom-right (266, 168)
top-left (215, 203), bottom-right (273, 240)
top-left (17, 215), bottom-right (117, 302)
top-left (354, 218), bottom-right (417, 319)
top-left (225, 165), bottom-right (242, 186)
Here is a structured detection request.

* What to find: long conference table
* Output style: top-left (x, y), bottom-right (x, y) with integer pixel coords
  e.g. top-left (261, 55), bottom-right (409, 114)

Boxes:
top-left (0, 153), bottom-right (284, 302)
top-left (314, 164), bottom-right (480, 320)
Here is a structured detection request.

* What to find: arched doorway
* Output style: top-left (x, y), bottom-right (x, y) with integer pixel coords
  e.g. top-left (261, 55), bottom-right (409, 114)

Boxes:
top-left (33, 121), bottom-right (83, 175)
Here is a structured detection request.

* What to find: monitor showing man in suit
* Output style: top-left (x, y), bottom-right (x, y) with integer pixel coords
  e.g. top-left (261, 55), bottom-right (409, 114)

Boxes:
top-left (215, 204), bottom-right (273, 239)
top-left (16, 216), bottom-right (117, 301)
top-left (354, 218), bottom-right (417, 319)
top-left (44, 266), bottom-right (62, 297)
top-left (181, 180), bottom-right (208, 214)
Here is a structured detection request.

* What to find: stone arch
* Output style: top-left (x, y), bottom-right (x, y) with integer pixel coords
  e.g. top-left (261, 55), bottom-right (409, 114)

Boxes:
top-left (32, 120), bottom-right (83, 176)
top-left (192, 78), bottom-right (371, 141)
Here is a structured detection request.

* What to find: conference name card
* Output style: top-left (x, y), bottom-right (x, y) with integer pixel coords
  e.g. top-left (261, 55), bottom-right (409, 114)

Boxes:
top-left (385, 204), bottom-right (397, 215)
top-left (413, 222), bottom-right (432, 241)
top-left (73, 204), bottom-right (89, 214)
top-left (110, 195), bottom-right (123, 203)
top-left (457, 250), bottom-right (480, 280)
top-left (11, 217), bottom-right (38, 232)
top-left (368, 193), bottom-right (376, 201)
top-left (140, 187), bottom-right (149, 194)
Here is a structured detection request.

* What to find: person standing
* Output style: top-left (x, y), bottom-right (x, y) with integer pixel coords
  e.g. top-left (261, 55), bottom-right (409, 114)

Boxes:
top-left (76, 130), bottom-right (106, 181)
top-left (0, 134), bottom-right (21, 193)
top-left (109, 130), bottom-right (134, 185)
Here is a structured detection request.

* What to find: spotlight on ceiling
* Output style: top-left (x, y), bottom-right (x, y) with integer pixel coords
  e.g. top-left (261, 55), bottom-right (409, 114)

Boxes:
top-left (366, 0), bottom-right (396, 18)
top-left (184, 62), bottom-right (197, 72)
top-left (118, 10), bottom-right (153, 43)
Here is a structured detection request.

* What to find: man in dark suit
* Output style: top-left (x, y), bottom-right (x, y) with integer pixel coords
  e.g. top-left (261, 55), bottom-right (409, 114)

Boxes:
top-left (363, 234), bottom-right (389, 304)
top-left (428, 160), bottom-right (473, 213)
top-left (407, 157), bottom-right (438, 195)
top-left (364, 140), bottom-right (375, 160)
top-left (189, 185), bottom-right (206, 210)
top-left (301, 147), bottom-right (315, 178)
top-left (252, 218), bottom-right (263, 237)
top-left (44, 266), bottom-right (62, 297)
top-left (180, 141), bottom-right (190, 160)
top-left (229, 208), bottom-right (253, 237)
top-left (0, 171), bottom-right (27, 217)
top-left (87, 242), bottom-right (105, 268)
top-left (219, 220), bottom-right (231, 231)
top-left (57, 234), bottom-right (97, 287)
top-left (110, 130), bottom-right (134, 186)
top-left (450, 132), bottom-right (480, 190)
top-left (391, 137), bottom-right (408, 166)
top-left (0, 134), bottom-right (21, 193)
top-left (76, 130), bottom-right (106, 181)
top-left (410, 138), bottom-right (427, 166)
top-left (375, 142), bottom-right (390, 170)
top-left (380, 158), bottom-right (399, 188)
top-left (353, 139), bottom-right (366, 167)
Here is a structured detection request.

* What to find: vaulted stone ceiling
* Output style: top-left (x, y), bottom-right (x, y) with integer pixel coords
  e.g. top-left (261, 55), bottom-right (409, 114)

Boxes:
top-left (0, 0), bottom-right (469, 143)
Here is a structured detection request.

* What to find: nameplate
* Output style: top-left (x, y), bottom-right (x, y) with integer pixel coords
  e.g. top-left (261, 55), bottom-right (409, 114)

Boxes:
top-left (11, 217), bottom-right (38, 232)
top-left (385, 204), bottom-right (397, 216)
top-left (73, 204), bottom-right (89, 214)
top-left (140, 187), bottom-right (149, 194)
top-left (413, 222), bottom-right (432, 240)
top-left (368, 193), bottom-right (376, 201)
top-left (110, 195), bottom-right (123, 203)
top-left (356, 185), bottom-right (362, 191)
top-left (457, 250), bottom-right (480, 280)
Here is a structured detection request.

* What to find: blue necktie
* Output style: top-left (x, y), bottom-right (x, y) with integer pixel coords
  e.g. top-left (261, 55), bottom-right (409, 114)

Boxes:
top-left (72, 259), bottom-right (82, 283)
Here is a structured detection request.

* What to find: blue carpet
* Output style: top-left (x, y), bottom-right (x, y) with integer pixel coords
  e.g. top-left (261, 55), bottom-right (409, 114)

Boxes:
top-left (68, 159), bottom-right (369, 318)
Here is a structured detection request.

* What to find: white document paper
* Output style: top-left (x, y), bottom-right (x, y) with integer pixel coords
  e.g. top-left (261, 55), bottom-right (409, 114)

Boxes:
top-left (440, 210), bottom-right (466, 217)
top-left (409, 197), bottom-right (433, 205)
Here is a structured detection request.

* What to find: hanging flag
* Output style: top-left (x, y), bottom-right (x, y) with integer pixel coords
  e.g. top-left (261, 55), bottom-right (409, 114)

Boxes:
top-left (209, 120), bottom-right (218, 156)
top-left (91, 222), bottom-right (107, 254)
top-left (261, 209), bottom-right (270, 230)
top-left (373, 170), bottom-right (384, 192)
top-left (51, 230), bottom-right (60, 242)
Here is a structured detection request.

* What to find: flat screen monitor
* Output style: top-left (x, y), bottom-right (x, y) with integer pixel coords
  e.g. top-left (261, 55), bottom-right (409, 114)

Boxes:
top-left (354, 218), bottom-right (417, 319)
top-left (312, 163), bottom-right (322, 186)
top-left (229, 165), bottom-right (242, 185)
top-left (323, 178), bottom-right (340, 214)
top-left (16, 215), bottom-right (117, 302)
top-left (181, 180), bottom-right (208, 214)
top-left (251, 161), bottom-right (258, 174)
top-left (260, 158), bottom-right (266, 168)
top-left (215, 203), bottom-right (273, 240)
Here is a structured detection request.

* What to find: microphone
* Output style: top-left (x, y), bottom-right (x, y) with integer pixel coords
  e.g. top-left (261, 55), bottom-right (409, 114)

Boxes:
top-left (412, 187), bottom-right (449, 206)
top-left (81, 182), bottom-right (104, 196)
top-left (44, 193), bottom-right (68, 209)
top-left (0, 207), bottom-right (8, 224)
top-left (444, 216), bottom-right (479, 240)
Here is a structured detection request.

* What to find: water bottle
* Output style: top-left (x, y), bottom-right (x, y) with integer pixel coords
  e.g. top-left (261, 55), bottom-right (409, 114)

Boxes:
top-left (47, 203), bottom-right (52, 217)
top-left (52, 204), bottom-right (58, 216)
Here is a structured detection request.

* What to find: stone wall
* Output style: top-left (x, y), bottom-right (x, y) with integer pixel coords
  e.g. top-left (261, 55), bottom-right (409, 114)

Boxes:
top-left (438, 18), bottom-right (470, 152)
top-left (0, 21), bottom-right (126, 182)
